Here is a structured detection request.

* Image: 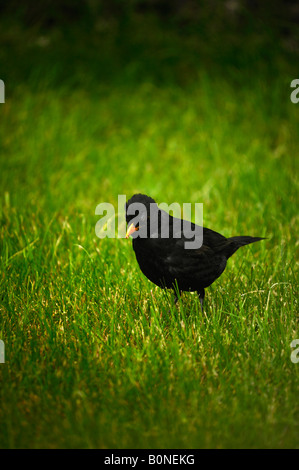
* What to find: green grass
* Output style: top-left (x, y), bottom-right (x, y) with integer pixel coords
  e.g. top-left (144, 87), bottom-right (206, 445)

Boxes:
top-left (0, 16), bottom-right (298, 448)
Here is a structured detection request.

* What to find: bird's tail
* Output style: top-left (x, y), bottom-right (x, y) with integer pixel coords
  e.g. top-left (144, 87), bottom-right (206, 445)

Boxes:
top-left (229, 236), bottom-right (265, 246)
top-left (225, 236), bottom-right (265, 258)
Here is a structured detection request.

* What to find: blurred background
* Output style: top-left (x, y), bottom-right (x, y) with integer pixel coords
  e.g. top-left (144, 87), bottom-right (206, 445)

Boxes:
top-left (1, 0), bottom-right (298, 217)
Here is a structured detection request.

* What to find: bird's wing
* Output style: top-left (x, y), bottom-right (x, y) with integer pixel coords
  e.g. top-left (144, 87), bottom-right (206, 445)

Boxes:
top-left (142, 229), bottom-right (227, 289)
top-left (169, 239), bottom-right (227, 288)
top-left (135, 210), bottom-right (230, 288)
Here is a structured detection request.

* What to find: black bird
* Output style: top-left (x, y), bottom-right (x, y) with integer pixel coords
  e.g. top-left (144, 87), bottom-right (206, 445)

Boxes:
top-left (125, 194), bottom-right (264, 310)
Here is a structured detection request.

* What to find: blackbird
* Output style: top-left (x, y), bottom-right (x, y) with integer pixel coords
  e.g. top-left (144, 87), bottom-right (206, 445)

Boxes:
top-left (125, 193), bottom-right (264, 310)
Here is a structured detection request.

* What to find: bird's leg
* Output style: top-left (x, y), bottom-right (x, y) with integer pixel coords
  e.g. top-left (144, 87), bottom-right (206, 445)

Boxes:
top-left (197, 288), bottom-right (205, 312)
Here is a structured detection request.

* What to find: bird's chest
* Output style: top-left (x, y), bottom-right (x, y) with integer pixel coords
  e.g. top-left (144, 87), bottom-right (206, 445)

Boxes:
top-left (133, 239), bottom-right (168, 288)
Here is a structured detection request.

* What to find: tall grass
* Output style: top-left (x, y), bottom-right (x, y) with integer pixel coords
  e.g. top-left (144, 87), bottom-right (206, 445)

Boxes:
top-left (0, 16), bottom-right (298, 448)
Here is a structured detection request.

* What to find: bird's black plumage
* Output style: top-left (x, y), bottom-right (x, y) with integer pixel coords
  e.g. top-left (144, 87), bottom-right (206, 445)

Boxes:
top-left (125, 193), bottom-right (264, 309)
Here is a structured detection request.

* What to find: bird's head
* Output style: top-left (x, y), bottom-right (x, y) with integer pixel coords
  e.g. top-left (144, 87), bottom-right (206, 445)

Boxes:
top-left (125, 193), bottom-right (158, 238)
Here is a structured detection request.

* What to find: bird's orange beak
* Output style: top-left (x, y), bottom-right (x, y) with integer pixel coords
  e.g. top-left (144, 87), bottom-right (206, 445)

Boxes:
top-left (126, 223), bottom-right (138, 239)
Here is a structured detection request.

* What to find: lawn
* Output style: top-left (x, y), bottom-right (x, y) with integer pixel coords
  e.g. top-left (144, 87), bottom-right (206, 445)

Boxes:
top-left (0, 10), bottom-right (298, 448)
